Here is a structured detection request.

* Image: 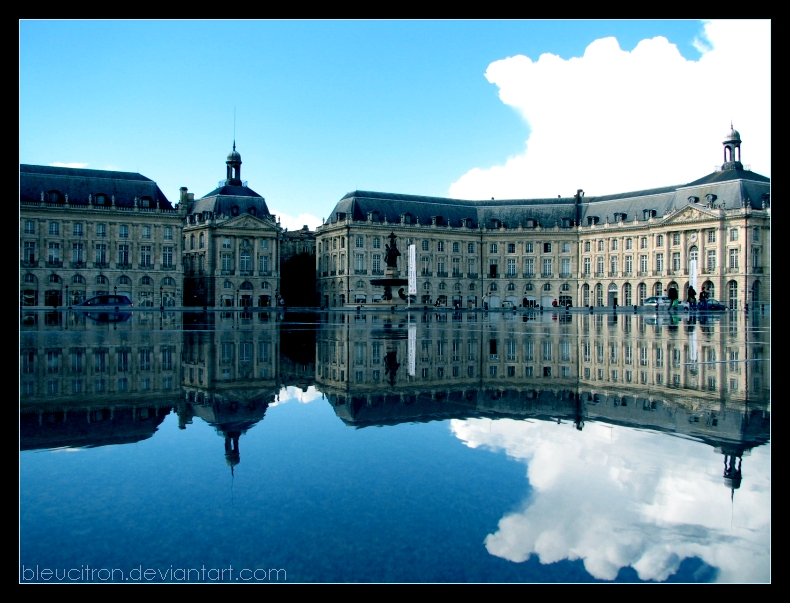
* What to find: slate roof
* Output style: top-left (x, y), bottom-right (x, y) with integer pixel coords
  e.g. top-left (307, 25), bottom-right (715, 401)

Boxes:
top-left (20, 164), bottom-right (172, 209)
top-left (326, 167), bottom-right (770, 229)
top-left (190, 183), bottom-right (271, 217)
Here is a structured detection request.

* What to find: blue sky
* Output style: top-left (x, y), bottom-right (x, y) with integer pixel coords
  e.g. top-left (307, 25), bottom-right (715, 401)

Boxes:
top-left (19, 21), bottom-right (769, 229)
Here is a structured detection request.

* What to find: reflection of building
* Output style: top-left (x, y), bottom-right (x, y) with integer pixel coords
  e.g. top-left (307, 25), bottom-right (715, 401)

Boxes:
top-left (317, 130), bottom-right (770, 309)
top-left (20, 165), bottom-right (183, 308)
top-left (181, 145), bottom-right (281, 308)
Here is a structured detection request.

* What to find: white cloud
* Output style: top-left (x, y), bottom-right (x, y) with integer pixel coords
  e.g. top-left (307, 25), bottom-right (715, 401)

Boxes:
top-left (50, 162), bottom-right (88, 169)
top-left (450, 418), bottom-right (770, 582)
top-left (449, 20), bottom-right (770, 199)
top-left (269, 208), bottom-right (322, 232)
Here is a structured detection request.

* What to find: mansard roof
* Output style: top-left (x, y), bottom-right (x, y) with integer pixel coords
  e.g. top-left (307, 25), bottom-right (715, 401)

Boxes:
top-left (20, 164), bottom-right (172, 209)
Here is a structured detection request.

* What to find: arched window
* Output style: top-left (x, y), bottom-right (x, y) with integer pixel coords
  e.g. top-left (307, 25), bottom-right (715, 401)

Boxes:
top-left (199, 233), bottom-right (204, 248)
top-left (728, 280), bottom-right (738, 308)
top-left (140, 276), bottom-right (153, 286)
top-left (623, 283), bottom-right (632, 306)
top-left (49, 274), bottom-right (60, 284)
top-left (72, 275), bottom-right (84, 284)
top-left (24, 274), bottom-right (36, 283)
top-left (96, 275), bottom-right (108, 285)
top-left (162, 277), bottom-right (176, 286)
top-left (638, 283), bottom-right (647, 305)
top-left (119, 276), bottom-right (131, 285)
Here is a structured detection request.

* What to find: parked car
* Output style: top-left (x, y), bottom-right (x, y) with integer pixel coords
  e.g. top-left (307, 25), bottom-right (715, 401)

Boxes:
top-left (75, 294), bottom-right (133, 308)
top-left (642, 296), bottom-right (689, 310)
top-left (701, 298), bottom-right (727, 311)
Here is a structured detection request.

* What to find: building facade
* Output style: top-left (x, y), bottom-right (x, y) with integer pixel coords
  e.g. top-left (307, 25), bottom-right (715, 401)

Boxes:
top-left (181, 145), bottom-right (282, 308)
top-left (20, 165), bottom-right (184, 308)
top-left (316, 129), bottom-right (770, 309)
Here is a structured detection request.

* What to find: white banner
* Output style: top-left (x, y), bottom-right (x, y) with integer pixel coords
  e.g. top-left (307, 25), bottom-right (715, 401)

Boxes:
top-left (408, 320), bottom-right (416, 376)
top-left (408, 244), bottom-right (417, 295)
top-left (689, 259), bottom-right (698, 291)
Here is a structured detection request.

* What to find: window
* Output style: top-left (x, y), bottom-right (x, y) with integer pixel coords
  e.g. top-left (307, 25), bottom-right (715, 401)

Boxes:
top-left (656, 253), bottom-right (664, 271)
top-left (507, 243), bottom-right (516, 254)
top-left (355, 236), bottom-right (364, 248)
top-left (24, 220), bottom-right (35, 234)
top-left (438, 241), bottom-right (445, 252)
top-left (373, 237), bottom-right (381, 249)
top-left (625, 238), bottom-right (632, 250)
top-left (452, 242), bottom-right (459, 253)
top-left (672, 233), bottom-right (680, 245)
top-left (584, 241), bottom-right (590, 252)
top-left (562, 242), bottom-right (571, 253)
top-left (49, 222), bottom-right (59, 236)
top-left (707, 250), bottom-right (716, 271)
top-left (656, 234), bottom-right (664, 246)
top-left (490, 243), bottom-right (498, 254)
top-left (118, 244), bottom-right (129, 265)
top-left (119, 224), bottom-right (129, 239)
top-left (143, 226), bottom-right (152, 239)
top-left (730, 229), bottom-right (738, 242)
top-left (729, 248), bottom-right (739, 269)
top-left (223, 238), bottom-right (232, 249)
top-left (72, 223), bottom-right (83, 236)
top-left (163, 247), bottom-right (173, 268)
top-left (708, 230), bottom-right (716, 243)
top-left (164, 226), bottom-right (173, 240)
top-left (611, 239), bottom-right (618, 251)
top-left (468, 242), bottom-right (475, 254)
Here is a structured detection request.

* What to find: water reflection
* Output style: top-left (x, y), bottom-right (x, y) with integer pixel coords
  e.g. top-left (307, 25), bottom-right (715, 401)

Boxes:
top-left (20, 309), bottom-right (770, 582)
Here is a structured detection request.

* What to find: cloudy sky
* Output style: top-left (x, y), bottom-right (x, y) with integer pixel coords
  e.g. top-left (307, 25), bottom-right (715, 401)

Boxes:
top-left (19, 21), bottom-right (770, 230)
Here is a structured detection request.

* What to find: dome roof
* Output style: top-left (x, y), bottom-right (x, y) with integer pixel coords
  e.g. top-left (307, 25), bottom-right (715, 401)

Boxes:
top-left (724, 127), bottom-right (741, 142)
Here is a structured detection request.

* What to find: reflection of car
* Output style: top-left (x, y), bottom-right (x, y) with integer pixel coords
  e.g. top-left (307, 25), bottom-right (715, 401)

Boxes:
top-left (701, 299), bottom-right (727, 311)
top-left (75, 295), bottom-right (133, 308)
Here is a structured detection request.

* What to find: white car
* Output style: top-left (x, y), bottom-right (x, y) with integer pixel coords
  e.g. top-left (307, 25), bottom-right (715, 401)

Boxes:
top-left (642, 296), bottom-right (689, 310)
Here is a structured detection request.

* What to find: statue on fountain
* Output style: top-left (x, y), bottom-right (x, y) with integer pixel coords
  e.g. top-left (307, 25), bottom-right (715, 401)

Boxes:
top-left (384, 232), bottom-right (401, 268)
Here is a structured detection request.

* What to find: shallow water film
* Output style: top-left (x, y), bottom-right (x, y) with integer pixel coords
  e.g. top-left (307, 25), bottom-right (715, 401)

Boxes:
top-left (20, 309), bottom-right (770, 583)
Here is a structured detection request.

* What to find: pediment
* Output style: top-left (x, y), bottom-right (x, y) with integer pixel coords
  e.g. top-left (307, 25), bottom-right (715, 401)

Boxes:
top-left (221, 214), bottom-right (277, 231)
top-left (662, 205), bottom-right (717, 224)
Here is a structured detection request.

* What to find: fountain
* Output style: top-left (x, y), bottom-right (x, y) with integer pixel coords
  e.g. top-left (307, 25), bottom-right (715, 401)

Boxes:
top-left (370, 232), bottom-right (411, 302)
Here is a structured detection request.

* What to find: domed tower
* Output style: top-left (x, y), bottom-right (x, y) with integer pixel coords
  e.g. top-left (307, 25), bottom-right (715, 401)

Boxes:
top-left (722, 123), bottom-right (743, 170)
top-left (225, 141), bottom-right (243, 185)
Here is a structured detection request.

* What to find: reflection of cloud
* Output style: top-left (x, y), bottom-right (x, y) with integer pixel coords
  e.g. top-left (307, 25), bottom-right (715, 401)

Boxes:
top-left (451, 418), bottom-right (770, 582)
top-left (50, 162), bottom-right (88, 168)
top-left (275, 386), bottom-right (324, 405)
top-left (449, 20), bottom-right (770, 200)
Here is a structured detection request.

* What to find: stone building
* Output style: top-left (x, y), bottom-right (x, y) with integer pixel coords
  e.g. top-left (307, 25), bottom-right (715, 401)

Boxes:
top-left (19, 165), bottom-right (184, 307)
top-left (316, 129), bottom-right (769, 309)
top-left (181, 145), bottom-right (281, 307)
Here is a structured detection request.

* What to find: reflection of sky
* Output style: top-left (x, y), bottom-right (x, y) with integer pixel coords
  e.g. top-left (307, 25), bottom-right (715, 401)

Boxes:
top-left (451, 418), bottom-right (770, 582)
